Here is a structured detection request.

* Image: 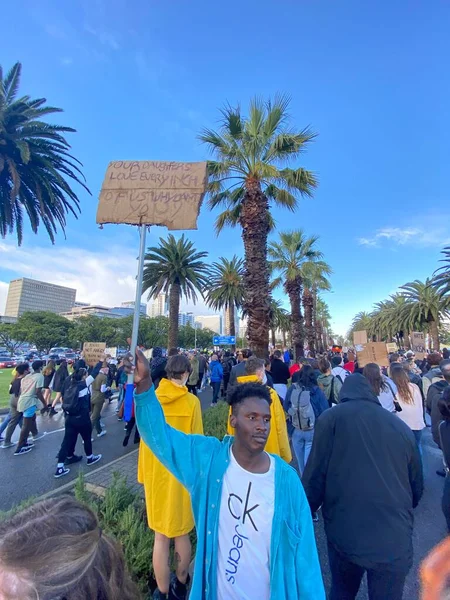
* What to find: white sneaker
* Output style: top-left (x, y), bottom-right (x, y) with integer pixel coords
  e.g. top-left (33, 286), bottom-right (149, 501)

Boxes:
top-left (32, 433), bottom-right (46, 441)
top-left (97, 430), bottom-right (107, 438)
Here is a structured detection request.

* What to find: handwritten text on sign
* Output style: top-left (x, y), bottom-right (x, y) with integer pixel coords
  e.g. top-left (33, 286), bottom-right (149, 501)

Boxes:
top-left (83, 342), bottom-right (106, 366)
top-left (96, 161), bottom-right (207, 229)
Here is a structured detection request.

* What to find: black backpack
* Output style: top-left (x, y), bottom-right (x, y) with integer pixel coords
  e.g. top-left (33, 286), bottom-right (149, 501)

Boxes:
top-left (62, 377), bottom-right (83, 416)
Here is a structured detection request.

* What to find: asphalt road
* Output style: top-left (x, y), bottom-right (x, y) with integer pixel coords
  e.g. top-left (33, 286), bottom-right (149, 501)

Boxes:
top-left (0, 388), bottom-right (448, 599)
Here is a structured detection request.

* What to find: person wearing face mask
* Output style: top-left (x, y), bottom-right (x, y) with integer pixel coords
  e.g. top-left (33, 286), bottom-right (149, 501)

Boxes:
top-left (137, 354), bottom-right (204, 600)
top-left (227, 356), bottom-right (292, 463)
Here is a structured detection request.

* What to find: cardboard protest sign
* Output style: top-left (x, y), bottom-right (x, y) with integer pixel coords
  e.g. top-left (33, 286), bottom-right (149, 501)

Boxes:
top-left (97, 161), bottom-right (207, 229)
top-left (411, 332), bottom-right (426, 359)
top-left (356, 342), bottom-right (389, 368)
top-left (386, 342), bottom-right (398, 353)
top-left (83, 342), bottom-right (106, 366)
top-left (353, 330), bottom-right (368, 345)
top-left (105, 347), bottom-right (117, 358)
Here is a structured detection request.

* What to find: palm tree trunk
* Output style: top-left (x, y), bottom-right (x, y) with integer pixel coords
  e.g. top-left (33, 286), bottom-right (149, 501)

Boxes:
top-left (429, 319), bottom-right (440, 351)
top-left (303, 287), bottom-right (315, 356)
top-left (271, 328), bottom-right (276, 347)
top-left (168, 283), bottom-right (181, 349)
top-left (228, 304), bottom-right (236, 351)
top-left (282, 329), bottom-right (287, 348)
top-left (241, 182), bottom-right (270, 358)
top-left (286, 278), bottom-right (303, 360)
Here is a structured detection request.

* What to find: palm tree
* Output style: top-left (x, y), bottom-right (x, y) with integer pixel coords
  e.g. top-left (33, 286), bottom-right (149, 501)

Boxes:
top-left (268, 298), bottom-right (290, 347)
top-left (316, 297), bottom-right (331, 352)
top-left (205, 255), bottom-right (244, 348)
top-left (0, 62), bottom-right (90, 245)
top-left (400, 279), bottom-right (450, 351)
top-left (349, 311), bottom-right (374, 342)
top-left (301, 260), bottom-right (332, 355)
top-left (199, 96), bottom-right (317, 357)
top-left (433, 246), bottom-right (450, 296)
top-left (142, 234), bottom-right (209, 349)
top-left (268, 230), bottom-right (322, 359)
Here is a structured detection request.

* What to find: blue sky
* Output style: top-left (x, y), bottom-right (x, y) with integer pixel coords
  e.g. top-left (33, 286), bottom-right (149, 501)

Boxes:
top-left (2, 0), bottom-right (450, 335)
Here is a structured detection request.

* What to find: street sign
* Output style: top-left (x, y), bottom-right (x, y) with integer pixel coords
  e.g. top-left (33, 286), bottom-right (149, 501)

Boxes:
top-left (213, 335), bottom-right (236, 345)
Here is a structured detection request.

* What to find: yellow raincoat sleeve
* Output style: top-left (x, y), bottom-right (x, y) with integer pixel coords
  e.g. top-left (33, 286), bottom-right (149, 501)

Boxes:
top-left (135, 385), bottom-right (219, 492)
top-left (270, 388), bottom-right (292, 463)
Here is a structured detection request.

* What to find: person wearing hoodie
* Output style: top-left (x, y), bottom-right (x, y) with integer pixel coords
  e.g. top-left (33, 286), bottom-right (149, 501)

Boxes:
top-left (427, 359), bottom-right (450, 448)
top-left (303, 374), bottom-right (423, 600)
top-left (331, 355), bottom-right (350, 384)
top-left (438, 387), bottom-right (450, 531)
top-left (138, 354), bottom-right (203, 600)
top-left (317, 357), bottom-right (341, 407)
top-left (187, 351), bottom-right (199, 396)
top-left (134, 350), bottom-right (325, 600)
top-left (209, 353), bottom-right (223, 406)
top-left (422, 352), bottom-right (443, 398)
top-left (226, 357), bottom-right (292, 463)
top-left (151, 347), bottom-right (167, 390)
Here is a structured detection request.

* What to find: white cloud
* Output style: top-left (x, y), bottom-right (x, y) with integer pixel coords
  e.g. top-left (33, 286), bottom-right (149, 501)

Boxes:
top-left (358, 226), bottom-right (450, 248)
top-left (84, 25), bottom-right (120, 50)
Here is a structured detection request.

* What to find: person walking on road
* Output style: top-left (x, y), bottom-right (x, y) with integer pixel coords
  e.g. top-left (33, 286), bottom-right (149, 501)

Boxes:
top-left (270, 349), bottom-right (291, 400)
top-left (41, 360), bottom-right (56, 412)
top-left (331, 355), bottom-right (350, 384)
top-left (138, 354), bottom-right (203, 600)
top-left (187, 351), bottom-right (199, 396)
top-left (49, 359), bottom-right (70, 415)
top-left (1, 363), bottom-right (30, 449)
top-left (90, 364), bottom-right (110, 438)
top-left (228, 348), bottom-right (252, 387)
top-left (54, 362), bottom-right (103, 478)
top-left (390, 364), bottom-right (426, 453)
top-left (14, 361), bottom-right (48, 456)
top-left (283, 364), bottom-right (328, 476)
top-left (209, 353), bottom-right (223, 406)
top-left (303, 373), bottom-right (423, 600)
top-left (427, 359), bottom-right (450, 449)
top-left (221, 350), bottom-right (236, 397)
top-left (134, 350), bottom-right (325, 600)
top-left (317, 357), bottom-right (341, 407)
top-left (227, 357), bottom-right (292, 463)
top-left (150, 347), bottom-right (167, 390)
top-left (364, 362), bottom-right (398, 413)
top-left (438, 387), bottom-right (450, 531)
top-left (197, 352), bottom-right (207, 391)
top-left (423, 352), bottom-right (443, 398)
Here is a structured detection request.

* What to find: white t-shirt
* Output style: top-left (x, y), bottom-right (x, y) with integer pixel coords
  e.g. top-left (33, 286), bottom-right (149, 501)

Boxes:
top-left (396, 382), bottom-right (426, 431)
top-left (217, 447), bottom-right (275, 600)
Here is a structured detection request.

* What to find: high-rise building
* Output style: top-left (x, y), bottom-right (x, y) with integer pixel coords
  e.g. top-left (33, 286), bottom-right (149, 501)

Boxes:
top-left (223, 307), bottom-right (240, 336)
top-left (147, 293), bottom-right (168, 318)
top-left (5, 278), bottom-right (76, 318)
top-left (195, 314), bottom-right (222, 334)
top-left (178, 312), bottom-right (195, 326)
top-left (121, 301), bottom-right (147, 315)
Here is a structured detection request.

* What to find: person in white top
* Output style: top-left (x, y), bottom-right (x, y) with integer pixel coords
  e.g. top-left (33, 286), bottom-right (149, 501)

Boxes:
top-left (390, 364), bottom-right (426, 453)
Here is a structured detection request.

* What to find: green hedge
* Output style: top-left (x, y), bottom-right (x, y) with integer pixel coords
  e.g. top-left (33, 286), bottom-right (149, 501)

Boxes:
top-left (202, 400), bottom-right (229, 440)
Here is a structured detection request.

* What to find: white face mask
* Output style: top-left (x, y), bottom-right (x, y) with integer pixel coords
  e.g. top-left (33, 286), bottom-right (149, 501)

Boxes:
top-left (172, 375), bottom-right (189, 388)
top-left (261, 373), bottom-right (267, 385)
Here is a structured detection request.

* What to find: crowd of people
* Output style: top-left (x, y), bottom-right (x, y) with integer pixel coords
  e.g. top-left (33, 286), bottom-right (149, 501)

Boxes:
top-left (1, 343), bottom-right (450, 599)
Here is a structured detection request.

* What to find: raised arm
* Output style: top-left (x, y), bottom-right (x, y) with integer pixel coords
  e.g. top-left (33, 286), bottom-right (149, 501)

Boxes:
top-left (134, 350), bottom-right (219, 492)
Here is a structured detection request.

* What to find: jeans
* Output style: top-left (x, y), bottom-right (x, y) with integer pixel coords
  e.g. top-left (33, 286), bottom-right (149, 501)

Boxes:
top-left (117, 384), bottom-right (125, 411)
top-left (2, 396), bottom-right (23, 442)
top-left (211, 381), bottom-right (221, 404)
top-left (58, 414), bottom-right (93, 461)
top-left (328, 542), bottom-right (408, 600)
top-left (222, 373), bottom-right (230, 397)
top-left (17, 415), bottom-right (38, 451)
top-left (413, 429), bottom-right (423, 456)
top-left (443, 474), bottom-right (450, 533)
top-left (292, 428), bottom-right (314, 475)
top-left (91, 400), bottom-right (104, 434)
top-left (0, 413), bottom-right (11, 436)
top-left (187, 384), bottom-right (198, 397)
top-left (197, 373), bottom-right (204, 391)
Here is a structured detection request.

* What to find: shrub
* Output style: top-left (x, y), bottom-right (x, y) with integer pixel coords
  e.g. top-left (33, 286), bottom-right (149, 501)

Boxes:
top-left (202, 400), bottom-right (229, 439)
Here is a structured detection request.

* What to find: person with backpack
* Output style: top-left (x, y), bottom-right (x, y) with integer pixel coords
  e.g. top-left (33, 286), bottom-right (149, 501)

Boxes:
top-left (283, 364), bottom-right (328, 477)
top-left (221, 350), bottom-right (236, 398)
top-left (54, 361), bottom-right (103, 478)
top-left (49, 360), bottom-right (70, 415)
top-left (331, 355), bottom-right (350, 384)
top-left (427, 359), bottom-right (450, 449)
top-left (317, 357), bottom-right (341, 407)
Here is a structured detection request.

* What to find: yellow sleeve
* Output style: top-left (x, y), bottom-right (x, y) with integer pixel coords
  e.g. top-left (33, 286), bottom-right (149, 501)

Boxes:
top-left (227, 405), bottom-right (234, 436)
top-left (271, 388), bottom-right (292, 463)
top-left (192, 398), bottom-right (204, 435)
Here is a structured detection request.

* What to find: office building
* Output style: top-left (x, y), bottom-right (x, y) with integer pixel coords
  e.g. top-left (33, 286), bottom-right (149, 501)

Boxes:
top-left (60, 304), bottom-right (124, 321)
top-left (178, 312), bottom-right (195, 326)
top-left (195, 314), bottom-right (222, 334)
top-left (5, 278), bottom-right (76, 318)
top-left (148, 293), bottom-right (168, 318)
top-left (121, 301), bottom-right (147, 315)
top-left (223, 307), bottom-right (240, 336)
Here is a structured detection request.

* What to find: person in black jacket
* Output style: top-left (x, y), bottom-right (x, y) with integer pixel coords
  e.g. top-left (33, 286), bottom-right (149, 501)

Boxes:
top-left (439, 387), bottom-right (450, 531)
top-left (270, 350), bottom-right (291, 400)
top-left (228, 348), bottom-right (252, 387)
top-left (150, 347), bottom-right (167, 390)
top-left (427, 359), bottom-right (450, 448)
top-left (303, 373), bottom-right (423, 600)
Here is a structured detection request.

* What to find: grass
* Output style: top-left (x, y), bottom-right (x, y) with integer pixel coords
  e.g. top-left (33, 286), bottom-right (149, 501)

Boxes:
top-left (0, 368), bottom-right (14, 410)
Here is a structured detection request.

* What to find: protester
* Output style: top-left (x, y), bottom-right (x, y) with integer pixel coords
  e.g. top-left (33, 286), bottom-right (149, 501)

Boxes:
top-left (427, 359), bottom-right (450, 448)
top-left (270, 349), bottom-right (291, 400)
top-left (229, 348), bottom-right (252, 386)
top-left (423, 352), bottom-right (443, 397)
top-left (14, 360), bottom-right (47, 456)
top-left (317, 357), bottom-right (341, 407)
top-left (209, 353), bottom-right (223, 406)
top-left (138, 354), bottom-right (203, 600)
top-left (331, 355), bottom-right (350, 384)
top-left (263, 357), bottom-right (275, 388)
top-left (196, 351), bottom-right (207, 390)
top-left (221, 350), bottom-right (236, 397)
top-left (116, 358), bottom-right (129, 419)
top-left (134, 349), bottom-right (325, 599)
top-left (443, 347), bottom-right (450, 360)
top-left (49, 359), bottom-right (69, 415)
top-left (151, 347), bottom-right (167, 389)
top-left (284, 364), bottom-right (328, 477)
top-left (437, 387), bottom-right (450, 531)
top-left (403, 359), bottom-right (424, 398)
top-left (41, 359), bottom-right (56, 410)
top-left (289, 356), bottom-right (302, 377)
top-left (90, 363), bottom-right (110, 438)
top-left (0, 495), bottom-right (141, 600)
top-left (303, 373), bottom-right (423, 600)
top-left (0, 363), bottom-right (29, 449)
top-left (54, 362), bottom-right (103, 477)
top-left (343, 351), bottom-right (356, 374)
top-left (390, 364), bottom-right (426, 453)
top-left (227, 356), bottom-right (291, 463)
top-left (187, 351), bottom-right (199, 396)
top-left (363, 362), bottom-right (398, 413)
